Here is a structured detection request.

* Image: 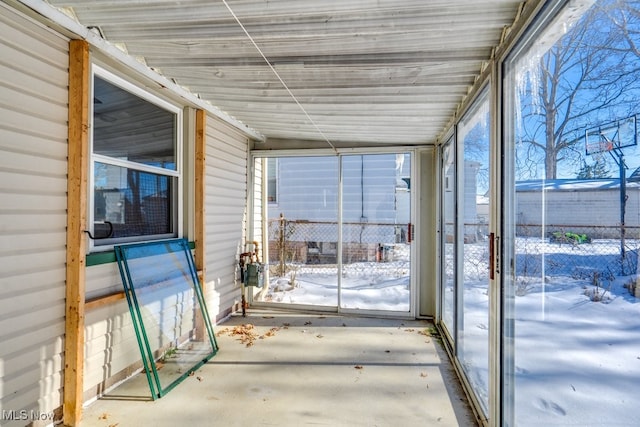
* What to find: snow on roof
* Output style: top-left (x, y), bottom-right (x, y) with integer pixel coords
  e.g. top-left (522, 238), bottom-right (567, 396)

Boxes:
top-left (515, 178), bottom-right (640, 191)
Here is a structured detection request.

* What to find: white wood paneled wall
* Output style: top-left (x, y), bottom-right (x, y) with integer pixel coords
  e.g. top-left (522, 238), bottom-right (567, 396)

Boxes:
top-left (204, 116), bottom-right (250, 320)
top-left (0, 4), bottom-right (69, 424)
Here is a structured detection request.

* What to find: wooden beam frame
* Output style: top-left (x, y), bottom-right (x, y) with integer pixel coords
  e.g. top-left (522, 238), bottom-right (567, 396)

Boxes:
top-left (195, 109), bottom-right (206, 284)
top-left (64, 39), bottom-right (89, 426)
top-left (195, 109), bottom-right (207, 338)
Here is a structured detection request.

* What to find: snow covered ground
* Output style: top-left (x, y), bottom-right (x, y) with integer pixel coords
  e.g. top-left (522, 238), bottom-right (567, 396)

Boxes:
top-left (261, 238), bottom-right (640, 426)
top-left (261, 245), bottom-right (410, 311)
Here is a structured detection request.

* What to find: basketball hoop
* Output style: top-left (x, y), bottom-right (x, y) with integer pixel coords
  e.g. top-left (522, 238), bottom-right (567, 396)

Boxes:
top-left (585, 139), bottom-right (613, 155)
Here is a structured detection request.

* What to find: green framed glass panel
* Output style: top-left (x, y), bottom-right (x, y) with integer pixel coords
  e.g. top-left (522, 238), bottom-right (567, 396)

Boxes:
top-left (115, 238), bottom-right (218, 399)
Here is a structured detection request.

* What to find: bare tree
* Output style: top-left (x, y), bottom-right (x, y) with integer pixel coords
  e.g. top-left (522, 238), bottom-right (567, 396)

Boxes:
top-left (463, 120), bottom-right (490, 193)
top-left (517, 1), bottom-right (640, 179)
top-left (607, 1), bottom-right (640, 56)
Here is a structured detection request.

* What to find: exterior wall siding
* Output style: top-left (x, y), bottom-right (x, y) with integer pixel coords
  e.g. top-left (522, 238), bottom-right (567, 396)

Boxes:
top-left (83, 262), bottom-right (142, 400)
top-left (204, 116), bottom-right (249, 320)
top-left (83, 300), bottom-right (141, 399)
top-left (0, 4), bottom-right (69, 424)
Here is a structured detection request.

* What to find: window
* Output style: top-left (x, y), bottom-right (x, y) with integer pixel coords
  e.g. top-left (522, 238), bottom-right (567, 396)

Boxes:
top-left (267, 157), bottom-right (277, 203)
top-left (90, 67), bottom-right (182, 248)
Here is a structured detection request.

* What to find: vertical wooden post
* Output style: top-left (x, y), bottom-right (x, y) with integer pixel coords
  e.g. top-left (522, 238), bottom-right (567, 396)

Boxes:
top-left (195, 110), bottom-right (207, 338)
top-left (64, 39), bottom-right (89, 426)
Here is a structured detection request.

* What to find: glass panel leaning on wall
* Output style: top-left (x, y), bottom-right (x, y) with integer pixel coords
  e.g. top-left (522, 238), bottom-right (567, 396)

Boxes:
top-left (504, 1), bottom-right (640, 425)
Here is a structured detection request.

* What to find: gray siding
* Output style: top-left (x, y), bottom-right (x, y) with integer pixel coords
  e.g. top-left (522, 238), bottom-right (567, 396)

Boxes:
top-left (0, 4), bottom-right (69, 423)
top-left (204, 116), bottom-right (249, 319)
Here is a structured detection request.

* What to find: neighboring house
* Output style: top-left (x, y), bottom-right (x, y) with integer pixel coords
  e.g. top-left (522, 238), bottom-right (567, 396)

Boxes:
top-left (266, 154), bottom-right (411, 263)
top-left (516, 179), bottom-right (640, 238)
top-left (443, 161), bottom-right (483, 243)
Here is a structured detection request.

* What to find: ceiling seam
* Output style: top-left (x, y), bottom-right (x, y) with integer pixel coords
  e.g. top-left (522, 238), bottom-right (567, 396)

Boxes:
top-left (220, 0), bottom-right (338, 153)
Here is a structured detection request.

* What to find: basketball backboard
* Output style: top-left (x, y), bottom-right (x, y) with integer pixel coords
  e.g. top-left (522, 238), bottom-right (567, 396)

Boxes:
top-left (585, 115), bottom-right (637, 155)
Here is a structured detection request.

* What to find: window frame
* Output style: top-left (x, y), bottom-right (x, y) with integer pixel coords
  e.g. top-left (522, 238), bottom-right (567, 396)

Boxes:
top-left (88, 65), bottom-right (184, 252)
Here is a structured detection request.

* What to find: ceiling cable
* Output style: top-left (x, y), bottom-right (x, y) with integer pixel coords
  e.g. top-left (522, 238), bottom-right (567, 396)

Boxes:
top-left (220, 0), bottom-right (337, 153)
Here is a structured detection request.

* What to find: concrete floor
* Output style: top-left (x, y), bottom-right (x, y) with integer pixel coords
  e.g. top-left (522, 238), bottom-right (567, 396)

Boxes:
top-left (80, 309), bottom-right (477, 427)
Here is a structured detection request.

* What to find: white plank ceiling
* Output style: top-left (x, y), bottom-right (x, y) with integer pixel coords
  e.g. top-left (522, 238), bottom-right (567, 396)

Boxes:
top-left (48, 0), bottom-right (525, 148)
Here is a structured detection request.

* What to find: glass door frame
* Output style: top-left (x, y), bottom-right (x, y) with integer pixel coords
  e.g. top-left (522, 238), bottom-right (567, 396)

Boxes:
top-left (437, 78), bottom-right (498, 425)
top-left (249, 147), bottom-right (418, 319)
top-left (438, 132), bottom-right (458, 347)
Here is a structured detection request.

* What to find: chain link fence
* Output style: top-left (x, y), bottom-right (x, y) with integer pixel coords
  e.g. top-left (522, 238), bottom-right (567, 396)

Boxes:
top-left (269, 219), bottom-right (638, 298)
top-left (515, 223), bottom-right (639, 277)
top-left (267, 217), bottom-right (410, 279)
top-left (447, 223), bottom-right (639, 287)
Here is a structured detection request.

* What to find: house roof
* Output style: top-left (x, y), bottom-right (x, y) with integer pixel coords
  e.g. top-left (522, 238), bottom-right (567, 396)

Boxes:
top-left (44, 0), bottom-right (526, 149)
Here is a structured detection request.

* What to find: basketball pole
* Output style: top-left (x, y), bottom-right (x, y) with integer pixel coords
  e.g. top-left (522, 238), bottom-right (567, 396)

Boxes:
top-left (613, 149), bottom-right (627, 265)
top-left (603, 135), bottom-right (627, 268)
top-left (587, 116), bottom-right (636, 274)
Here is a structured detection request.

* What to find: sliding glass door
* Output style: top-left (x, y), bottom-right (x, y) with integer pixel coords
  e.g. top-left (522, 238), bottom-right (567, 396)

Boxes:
top-left (441, 138), bottom-right (456, 338)
top-left (340, 153), bottom-right (411, 313)
top-left (262, 156), bottom-right (339, 308)
top-left (503, 1), bottom-right (640, 425)
top-left (255, 152), bottom-right (412, 314)
top-left (439, 87), bottom-right (491, 417)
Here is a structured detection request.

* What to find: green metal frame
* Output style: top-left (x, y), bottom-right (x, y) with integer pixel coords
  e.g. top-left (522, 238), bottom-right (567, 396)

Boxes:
top-left (115, 238), bottom-right (218, 399)
top-left (88, 240), bottom-right (196, 266)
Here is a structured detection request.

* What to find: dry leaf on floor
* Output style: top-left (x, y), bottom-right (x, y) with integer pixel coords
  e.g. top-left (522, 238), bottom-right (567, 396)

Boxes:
top-left (216, 327), bottom-right (230, 337)
top-left (420, 372), bottom-right (428, 378)
top-left (99, 413), bottom-right (109, 420)
top-left (218, 324), bottom-right (259, 347)
top-left (316, 334), bottom-right (323, 338)
top-left (264, 327), bottom-right (279, 337)
top-left (305, 321), bottom-right (313, 325)
top-left (354, 365), bottom-right (364, 369)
